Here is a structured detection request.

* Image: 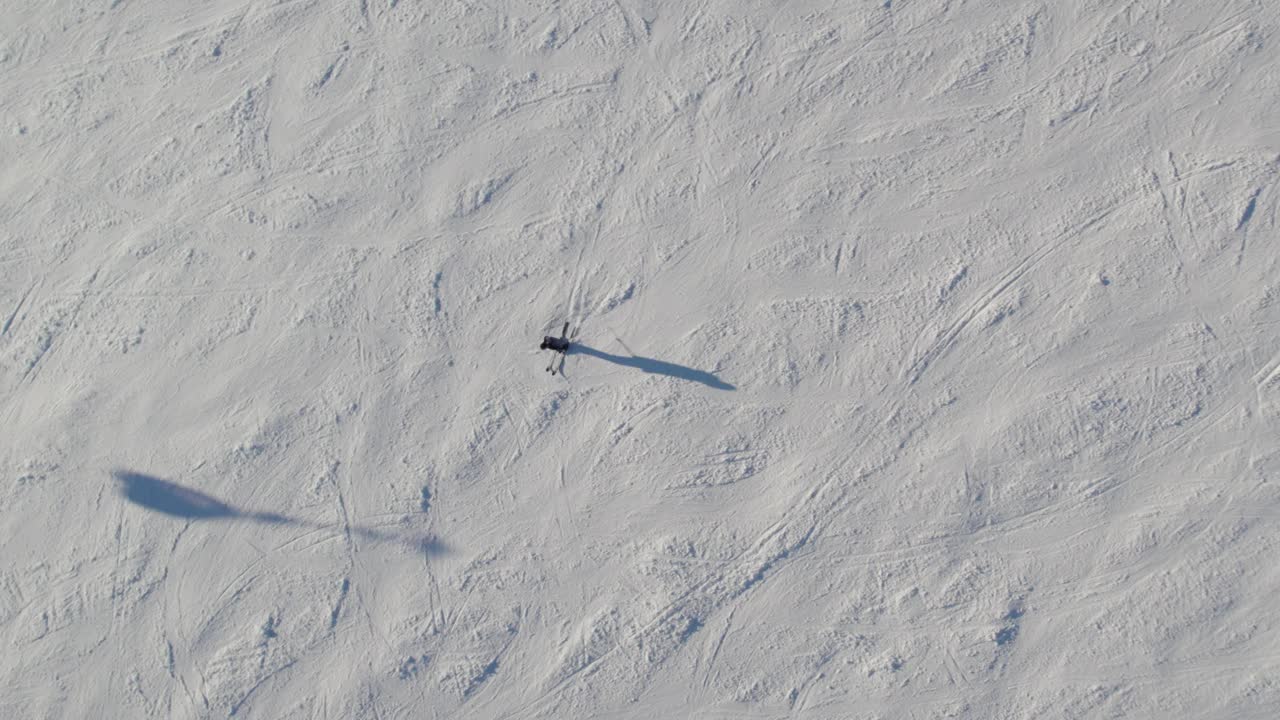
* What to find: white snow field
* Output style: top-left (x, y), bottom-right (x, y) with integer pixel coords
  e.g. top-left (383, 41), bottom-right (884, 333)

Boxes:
top-left (3, 1), bottom-right (1280, 718)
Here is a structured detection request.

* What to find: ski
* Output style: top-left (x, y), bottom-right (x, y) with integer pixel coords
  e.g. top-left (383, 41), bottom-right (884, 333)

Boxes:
top-left (540, 321), bottom-right (575, 376)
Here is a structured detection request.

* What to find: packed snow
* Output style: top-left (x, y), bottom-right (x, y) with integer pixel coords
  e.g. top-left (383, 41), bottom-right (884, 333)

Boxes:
top-left (3, 1), bottom-right (1279, 718)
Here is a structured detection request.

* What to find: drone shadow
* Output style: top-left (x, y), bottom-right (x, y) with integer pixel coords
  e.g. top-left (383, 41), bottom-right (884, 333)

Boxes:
top-left (113, 470), bottom-right (446, 557)
top-left (571, 344), bottom-right (735, 390)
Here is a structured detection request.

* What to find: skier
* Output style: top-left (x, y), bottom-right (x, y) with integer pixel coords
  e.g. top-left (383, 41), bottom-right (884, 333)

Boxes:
top-left (541, 322), bottom-right (572, 374)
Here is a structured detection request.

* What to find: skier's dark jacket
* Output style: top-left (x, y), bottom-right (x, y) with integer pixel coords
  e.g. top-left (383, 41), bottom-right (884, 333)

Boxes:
top-left (541, 336), bottom-right (570, 352)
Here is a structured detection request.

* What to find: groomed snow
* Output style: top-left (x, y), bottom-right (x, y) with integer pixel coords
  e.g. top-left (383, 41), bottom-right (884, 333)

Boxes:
top-left (3, 1), bottom-right (1279, 718)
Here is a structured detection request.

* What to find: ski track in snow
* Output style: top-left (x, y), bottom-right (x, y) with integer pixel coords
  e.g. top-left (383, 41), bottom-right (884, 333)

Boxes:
top-left (2, 1), bottom-right (1280, 718)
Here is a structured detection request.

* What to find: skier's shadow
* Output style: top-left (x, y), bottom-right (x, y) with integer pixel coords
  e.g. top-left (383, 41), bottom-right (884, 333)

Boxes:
top-left (113, 470), bottom-right (447, 557)
top-left (570, 344), bottom-right (735, 390)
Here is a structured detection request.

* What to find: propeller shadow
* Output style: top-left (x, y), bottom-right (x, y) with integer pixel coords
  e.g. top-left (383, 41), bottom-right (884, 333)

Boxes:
top-left (112, 470), bottom-right (447, 557)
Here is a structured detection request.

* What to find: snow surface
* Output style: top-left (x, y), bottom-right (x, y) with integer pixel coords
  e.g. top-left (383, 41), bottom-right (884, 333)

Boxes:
top-left (3, 1), bottom-right (1280, 718)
